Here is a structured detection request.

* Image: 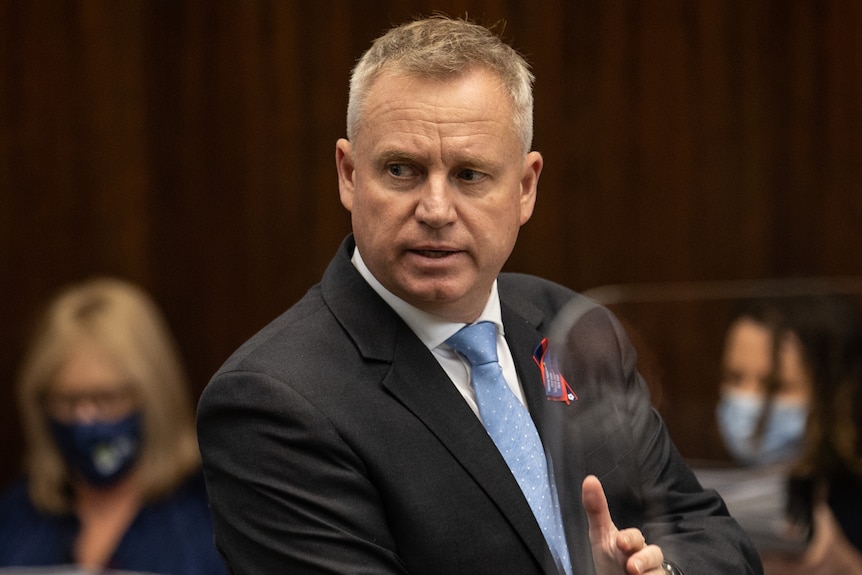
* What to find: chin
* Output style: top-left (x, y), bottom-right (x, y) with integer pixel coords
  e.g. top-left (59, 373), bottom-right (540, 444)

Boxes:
top-left (412, 289), bottom-right (482, 320)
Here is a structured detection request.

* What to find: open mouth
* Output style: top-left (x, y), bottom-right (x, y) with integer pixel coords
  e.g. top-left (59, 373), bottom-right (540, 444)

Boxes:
top-left (412, 249), bottom-right (455, 259)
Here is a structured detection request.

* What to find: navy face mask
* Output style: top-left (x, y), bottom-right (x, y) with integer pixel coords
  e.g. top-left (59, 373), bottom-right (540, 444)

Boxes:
top-left (49, 412), bottom-right (142, 487)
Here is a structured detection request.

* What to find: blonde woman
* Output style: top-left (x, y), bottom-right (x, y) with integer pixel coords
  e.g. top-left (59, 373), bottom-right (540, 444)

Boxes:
top-left (0, 277), bottom-right (225, 574)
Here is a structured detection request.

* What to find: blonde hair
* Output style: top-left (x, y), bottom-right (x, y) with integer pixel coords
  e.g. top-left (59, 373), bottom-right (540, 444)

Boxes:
top-left (346, 15), bottom-right (536, 153)
top-left (17, 277), bottom-right (200, 514)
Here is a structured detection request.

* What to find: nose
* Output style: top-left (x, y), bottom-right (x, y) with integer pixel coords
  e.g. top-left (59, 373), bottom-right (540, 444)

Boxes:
top-left (414, 176), bottom-right (456, 228)
top-left (75, 399), bottom-right (100, 423)
top-left (69, 397), bottom-right (102, 424)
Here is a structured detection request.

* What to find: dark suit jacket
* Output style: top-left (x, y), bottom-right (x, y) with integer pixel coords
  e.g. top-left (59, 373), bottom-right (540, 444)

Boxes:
top-left (197, 235), bottom-right (762, 575)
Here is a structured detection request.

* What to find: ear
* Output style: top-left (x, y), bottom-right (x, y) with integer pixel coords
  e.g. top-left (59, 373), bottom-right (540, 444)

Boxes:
top-left (335, 138), bottom-right (355, 212)
top-left (518, 151), bottom-right (543, 225)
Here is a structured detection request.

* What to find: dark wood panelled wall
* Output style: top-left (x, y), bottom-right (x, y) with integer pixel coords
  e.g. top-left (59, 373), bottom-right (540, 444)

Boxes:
top-left (2, 1), bottom-right (861, 488)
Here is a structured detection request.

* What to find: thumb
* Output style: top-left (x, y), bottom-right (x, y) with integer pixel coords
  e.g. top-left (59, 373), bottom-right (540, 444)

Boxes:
top-left (582, 474), bottom-right (616, 543)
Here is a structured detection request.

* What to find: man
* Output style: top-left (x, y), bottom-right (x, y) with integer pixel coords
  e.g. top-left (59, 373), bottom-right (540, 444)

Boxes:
top-left (197, 16), bottom-right (762, 575)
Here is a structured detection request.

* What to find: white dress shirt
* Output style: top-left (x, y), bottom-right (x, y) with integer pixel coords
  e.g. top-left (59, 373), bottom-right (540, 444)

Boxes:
top-left (351, 248), bottom-right (529, 419)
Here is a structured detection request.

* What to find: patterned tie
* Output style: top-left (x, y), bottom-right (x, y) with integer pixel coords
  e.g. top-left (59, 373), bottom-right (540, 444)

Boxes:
top-left (446, 321), bottom-right (572, 574)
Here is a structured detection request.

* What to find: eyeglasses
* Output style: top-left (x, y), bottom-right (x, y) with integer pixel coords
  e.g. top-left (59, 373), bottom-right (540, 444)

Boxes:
top-left (43, 385), bottom-right (137, 422)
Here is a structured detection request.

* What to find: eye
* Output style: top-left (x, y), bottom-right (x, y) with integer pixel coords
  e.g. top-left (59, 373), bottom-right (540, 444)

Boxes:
top-left (457, 168), bottom-right (485, 182)
top-left (387, 163), bottom-right (417, 178)
top-left (721, 370), bottom-right (743, 388)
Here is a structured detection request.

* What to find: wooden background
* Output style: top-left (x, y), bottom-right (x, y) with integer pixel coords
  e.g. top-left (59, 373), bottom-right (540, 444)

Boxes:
top-left (2, 0), bottom-right (861, 490)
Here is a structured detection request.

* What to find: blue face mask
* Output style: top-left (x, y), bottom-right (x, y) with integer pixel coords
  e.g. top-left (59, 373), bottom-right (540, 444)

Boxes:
top-left (716, 391), bottom-right (808, 466)
top-left (49, 412), bottom-right (142, 487)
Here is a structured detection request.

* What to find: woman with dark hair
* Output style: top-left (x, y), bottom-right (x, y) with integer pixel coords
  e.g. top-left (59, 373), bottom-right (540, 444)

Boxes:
top-left (716, 294), bottom-right (862, 574)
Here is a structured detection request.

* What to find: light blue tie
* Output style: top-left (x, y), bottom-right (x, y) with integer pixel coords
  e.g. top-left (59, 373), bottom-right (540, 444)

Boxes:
top-left (447, 321), bottom-right (572, 574)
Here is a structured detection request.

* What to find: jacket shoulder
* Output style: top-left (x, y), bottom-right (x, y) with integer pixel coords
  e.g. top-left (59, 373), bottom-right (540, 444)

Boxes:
top-left (215, 284), bottom-right (334, 371)
top-left (498, 272), bottom-right (606, 323)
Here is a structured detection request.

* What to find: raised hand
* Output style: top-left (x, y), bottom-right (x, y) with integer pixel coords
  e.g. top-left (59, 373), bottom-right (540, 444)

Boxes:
top-left (582, 475), bottom-right (666, 575)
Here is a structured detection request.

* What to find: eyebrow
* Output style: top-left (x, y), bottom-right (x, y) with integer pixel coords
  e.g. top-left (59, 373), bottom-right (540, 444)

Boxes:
top-left (375, 147), bottom-right (505, 173)
top-left (376, 148), bottom-right (425, 165)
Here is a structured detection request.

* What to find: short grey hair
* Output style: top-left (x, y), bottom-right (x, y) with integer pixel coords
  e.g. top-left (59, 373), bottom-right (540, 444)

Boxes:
top-left (346, 16), bottom-right (535, 153)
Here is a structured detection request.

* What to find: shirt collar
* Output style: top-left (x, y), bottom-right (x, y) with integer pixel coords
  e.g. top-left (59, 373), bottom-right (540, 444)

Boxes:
top-left (351, 247), bottom-right (504, 349)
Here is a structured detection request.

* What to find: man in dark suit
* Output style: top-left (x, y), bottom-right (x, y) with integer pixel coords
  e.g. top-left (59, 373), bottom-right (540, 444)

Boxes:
top-left (197, 16), bottom-right (762, 575)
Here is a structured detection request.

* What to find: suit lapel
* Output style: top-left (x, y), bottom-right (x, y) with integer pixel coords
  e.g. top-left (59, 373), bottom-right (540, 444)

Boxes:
top-left (502, 307), bottom-right (550, 435)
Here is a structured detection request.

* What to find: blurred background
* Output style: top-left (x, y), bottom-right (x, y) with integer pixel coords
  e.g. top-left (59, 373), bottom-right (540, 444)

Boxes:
top-left (2, 0), bottom-right (861, 490)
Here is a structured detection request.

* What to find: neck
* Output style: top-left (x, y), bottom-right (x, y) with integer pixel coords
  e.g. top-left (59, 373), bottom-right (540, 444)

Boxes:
top-left (72, 468), bottom-right (145, 569)
top-left (74, 467), bottom-right (142, 518)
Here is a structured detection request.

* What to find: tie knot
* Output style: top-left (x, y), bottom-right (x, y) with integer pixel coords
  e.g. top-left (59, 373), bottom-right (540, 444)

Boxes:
top-left (446, 321), bottom-right (499, 366)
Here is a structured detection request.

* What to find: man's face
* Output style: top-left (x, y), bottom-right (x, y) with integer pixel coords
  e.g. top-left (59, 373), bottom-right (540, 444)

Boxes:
top-left (336, 67), bottom-right (542, 322)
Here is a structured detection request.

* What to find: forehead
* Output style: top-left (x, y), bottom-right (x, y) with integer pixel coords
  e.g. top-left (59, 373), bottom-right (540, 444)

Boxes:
top-left (51, 344), bottom-right (128, 393)
top-left (356, 68), bottom-right (519, 151)
top-left (723, 319), bottom-right (773, 368)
